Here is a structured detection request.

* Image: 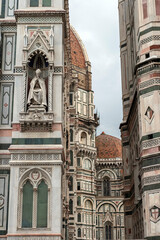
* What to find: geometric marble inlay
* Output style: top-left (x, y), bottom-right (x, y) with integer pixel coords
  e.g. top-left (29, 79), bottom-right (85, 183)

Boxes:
top-left (145, 106), bottom-right (154, 124)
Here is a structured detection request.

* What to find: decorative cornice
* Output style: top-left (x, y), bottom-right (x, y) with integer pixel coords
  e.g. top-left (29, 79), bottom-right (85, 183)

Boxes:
top-left (10, 160), bottom-right (62, 166)
top-left (14, 10), bottom-right (66, 17)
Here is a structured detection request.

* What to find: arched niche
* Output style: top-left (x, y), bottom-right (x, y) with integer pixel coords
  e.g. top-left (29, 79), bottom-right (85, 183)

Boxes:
top-left (27, 50), bottom-right (49, 111)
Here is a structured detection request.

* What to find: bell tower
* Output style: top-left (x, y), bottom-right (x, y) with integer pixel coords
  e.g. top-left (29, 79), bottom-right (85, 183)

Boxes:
top-left (0, 0), bottom-right (70, 239)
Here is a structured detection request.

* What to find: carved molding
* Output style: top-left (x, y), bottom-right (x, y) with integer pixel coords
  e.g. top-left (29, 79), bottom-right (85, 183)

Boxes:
top-left (139, 78), bottom-right (160, 90)
top-left (12, 154), bottom-right (60, 162)
top-left (19, 106), bottom-right (54, 132)
top-left (17, 16), bottom-right (62, 24)
top-left (0, 74), bottom-right (14, 82)
top-left (142, 175), bottom-right (160, 186)
top-left (141, 137), bottom-right (160, 150)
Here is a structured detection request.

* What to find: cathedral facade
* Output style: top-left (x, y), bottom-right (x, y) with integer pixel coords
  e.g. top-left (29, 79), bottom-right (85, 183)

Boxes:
top-left (119, 0), bottom-right (160, 239)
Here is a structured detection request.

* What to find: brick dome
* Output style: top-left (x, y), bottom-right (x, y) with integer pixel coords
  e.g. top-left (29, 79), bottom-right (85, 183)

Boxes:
top-left (96, 132), bottom-right (122, 159)
top-left (70, 26), bottom-right (89, 69)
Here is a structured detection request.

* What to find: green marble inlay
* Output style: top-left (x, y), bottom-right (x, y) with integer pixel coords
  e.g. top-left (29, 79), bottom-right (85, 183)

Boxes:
top-left (147, 237), bottom-right (160, 240)
top-left (143, 183), bottom-right (160, 193)
top-left (142, 157), bottom-right (160, 168)
top-left (139, 86), bottom-right (160, 96)
top-left (141, 132), bottom-right (160, 142)
top-left (137, 64), bottom-right (160, 76)
top-left (12, 138), bottom-right (61, 145)
top-left (138, 26), bottom-right (160, 40)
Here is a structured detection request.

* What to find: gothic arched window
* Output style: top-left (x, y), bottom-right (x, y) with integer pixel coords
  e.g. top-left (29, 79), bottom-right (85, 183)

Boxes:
top-left (69, 176), bottom-right (73, 191)
top-left (78, 228), bottom-right (81, 237)
top-left (70, 129), bottom-right (73, 142)
top-left (77, 213), bottom-right (81, 222)
top-left (20, 169), bottom-right (50, 229)
top-left (103, 178), bottom-right (110, 196)
top-left (83, 158), bottom-right (92, 170)
top-left (37, 180), bottom-right (48, 228)
top-left (81, 132), bottom-right (87, 145)
top-left (69, 199), bottom-right (73, 214)
top-left (84, 200), bottom-right (93, 239)
top-left (77, 196), bottom-right (81, 206)
top-left (22, 181), bottom-right (33, 228)
top-left (105, 222), bottom-right (112, 240)
top-left (70, 150), bottom-right (73, 166)
top-left (22, 179), bottom-right (48, 228)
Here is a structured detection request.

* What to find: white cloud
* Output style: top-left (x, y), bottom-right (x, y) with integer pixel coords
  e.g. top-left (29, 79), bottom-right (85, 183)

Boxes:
top-left (69, 0), bottom-right (122, 138)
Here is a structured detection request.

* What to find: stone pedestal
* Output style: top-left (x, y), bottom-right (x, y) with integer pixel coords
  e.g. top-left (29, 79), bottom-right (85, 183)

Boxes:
top-left (19, 105), bottom-right (54, 132)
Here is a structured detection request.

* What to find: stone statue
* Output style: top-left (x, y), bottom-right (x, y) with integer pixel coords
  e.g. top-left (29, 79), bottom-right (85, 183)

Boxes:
top-left (27, 69), bottom-right (47, 107)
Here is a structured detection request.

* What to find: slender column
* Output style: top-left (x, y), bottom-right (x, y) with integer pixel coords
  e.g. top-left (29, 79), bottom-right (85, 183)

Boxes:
top-left (48, 69), bottom-right (54, 111)
top-left (32, 188), bottom-right (37, 228)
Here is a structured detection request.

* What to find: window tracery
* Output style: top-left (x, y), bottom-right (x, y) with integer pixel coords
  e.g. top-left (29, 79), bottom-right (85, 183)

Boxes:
top-left (105, 222), bottom-right (112, 240)
top-left (83, 158), bottom-right (92, 170)
top-left (18, 169), bottom-right (51, 229)
top-left (83, 200), bottom-right (93, 239)
top-left (103, 178), bottom-right (110, 196)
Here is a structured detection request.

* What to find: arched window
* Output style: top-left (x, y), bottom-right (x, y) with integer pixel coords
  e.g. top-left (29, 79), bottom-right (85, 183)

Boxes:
top-left (37, 180), bottom-right (48, 228)
top-left (78, 228), bottom-right (81, 237)
top-left (70, 129), bottom-right (73, 142)
top-left (20, 169), bottom-right (50, 229)
top-left (105, 222), bottom-right (112, 240)
top-left (70, 150), bottom-right (73, 166)
top-left (103, 178), bottom-right (110, 196)
top-left (22, 181), bottom-right (33, 228)
top-left (22, 179), bottom-right (48, 228)
top-left (77, 213), bottom-right (81, 222)
top-left (84, 200), bottom-right (93, 239)
top-left (81, 132), bottom-right (87, 145)
top-left (83, 159), bottom-right (92, 170)
top-left (69, 176), bottom-right (73, 191)
top-left (77, 196), bottom-right (81, 206)
top-left (77, 182), bottom-right (80, 190)
top-left (69, 199), bottom-right (73, 214)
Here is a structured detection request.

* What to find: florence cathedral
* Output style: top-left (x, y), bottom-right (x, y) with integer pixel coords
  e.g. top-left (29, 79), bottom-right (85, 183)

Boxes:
top-left (0, 0), bottom-right (160, 240)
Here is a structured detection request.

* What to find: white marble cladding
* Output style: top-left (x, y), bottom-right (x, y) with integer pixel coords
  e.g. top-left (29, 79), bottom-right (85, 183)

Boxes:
top-left (0, 175), bottom-right (9, 231)
top-left (8, 165), bottom-right (62, 234)
top-left (11, 154), bottom-right (61, 161)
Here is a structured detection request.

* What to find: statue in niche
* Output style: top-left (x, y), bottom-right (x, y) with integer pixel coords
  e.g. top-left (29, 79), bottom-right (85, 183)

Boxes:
top-left (27, 69), bottom-right (47, 107)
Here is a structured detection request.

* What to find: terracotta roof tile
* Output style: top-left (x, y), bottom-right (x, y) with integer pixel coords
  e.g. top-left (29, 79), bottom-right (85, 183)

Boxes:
top-left (70, 29), bottom-right (86, 69)
top-left (96, 132), bottom-right (122, 159)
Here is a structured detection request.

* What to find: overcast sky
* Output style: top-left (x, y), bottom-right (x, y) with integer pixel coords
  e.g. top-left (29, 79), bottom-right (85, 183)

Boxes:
top-left (69, 0), bottom-right (122, 139)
